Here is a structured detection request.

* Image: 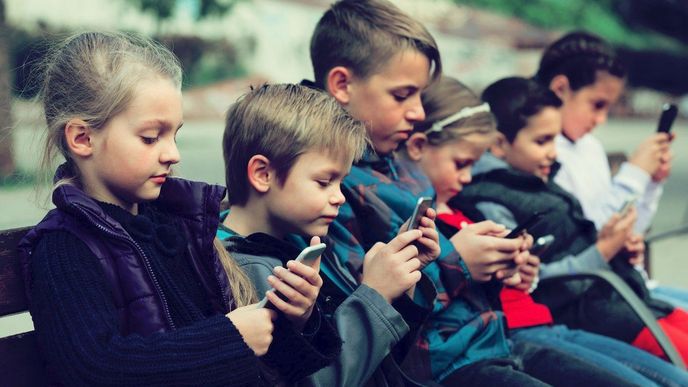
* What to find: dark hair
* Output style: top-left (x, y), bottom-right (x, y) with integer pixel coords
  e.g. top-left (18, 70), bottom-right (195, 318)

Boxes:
top-left (309, 0), bottom-right (441, 89)
top-left (535, 31), bottom-right (626, 91)
top-left (482, 77), bottom-right (562, 142)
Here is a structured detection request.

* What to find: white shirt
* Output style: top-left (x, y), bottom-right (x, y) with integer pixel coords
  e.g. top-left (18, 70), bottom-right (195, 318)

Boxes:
top-left (554, 133), bottom-right (663, 234)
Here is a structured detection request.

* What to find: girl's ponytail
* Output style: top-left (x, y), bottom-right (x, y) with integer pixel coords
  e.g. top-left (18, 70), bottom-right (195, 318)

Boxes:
top-left (213, 237), bottom-right (257, 308)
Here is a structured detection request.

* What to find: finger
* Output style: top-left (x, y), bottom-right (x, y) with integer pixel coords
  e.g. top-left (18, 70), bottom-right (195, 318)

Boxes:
top-left (386, 229), bottom-right (423, 252)
top-left (286, 260), bottom-right (323, 287)
top-left (418, 225), bottom-right (439, 242)
top-left (418, 216), bottom-right (435, 229)
top-left (266, 290), bottom-right (304, 316)
top-left (267, 275), bottom-right (310, 306)
top-left (274, 266), bottom-right (320, 298)
top-left (493, 237), bottom-right (523, 253)
top-left (365, 242), bottom-right (387, 263)
top-left (466, 220), bottom-right (507, 235)
top-left (401, 257), bottom-right (422, 273)
top-left (395, 243), bottom-right (420, 262)
top-left (424, 207), bottom-right (437, 221)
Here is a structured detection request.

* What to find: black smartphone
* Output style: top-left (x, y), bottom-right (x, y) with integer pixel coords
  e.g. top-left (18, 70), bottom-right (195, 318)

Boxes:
top-left (530, 234), bottom-right (555, 256)
top-left (505, 212), bottom-right (543, 239)
top-left (657, 103), bottom-right (678, 134)
top-left (408, 197), bottom-right (433, 230)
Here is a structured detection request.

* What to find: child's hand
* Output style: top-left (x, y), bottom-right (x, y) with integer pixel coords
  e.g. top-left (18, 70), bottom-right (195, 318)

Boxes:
top-left (227, 304), bottom-right (277, 356)
top-left (596, 208), bottom-right (636, 261)
top-left (400, 207), bottom-right (440, 268)
top-left (449, 221), bottom-right (523, 282)
top-left (630, 133), bottom-right (672, 176)
top-left (501, 272), bottom-right (522, 287)
top-left (361, 230), bottom-right (423, 303)
top-left (624, 233), bottom-right (645, 266)
top-left (652, 146), bottom-right (673, 183)
top-left (512, 254), bottom-right (541, 291)
top-left (495, 232), bottom-right (532, 281)
top-left (266, 237), bottom-right (324, 331)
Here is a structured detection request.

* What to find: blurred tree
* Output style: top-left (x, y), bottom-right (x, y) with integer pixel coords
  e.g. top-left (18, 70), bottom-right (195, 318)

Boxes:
top-left (0, 0), bottom-right (16, 178)
top-left (128, 0), bottom-right (244, 33)
top-left (454, 0), bottom-right (688, 95)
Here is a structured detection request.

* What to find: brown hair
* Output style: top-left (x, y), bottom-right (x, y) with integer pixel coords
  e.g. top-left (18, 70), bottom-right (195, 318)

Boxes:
top-left (223, 83), bottom-right (368, 206)
top-left (414, 76), bottom-right (496, 146)
top-left (310, 0), bottom-right (441, 89)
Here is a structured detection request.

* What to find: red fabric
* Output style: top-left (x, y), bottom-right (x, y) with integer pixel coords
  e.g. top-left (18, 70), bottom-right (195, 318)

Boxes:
top-left (631, 308), bottom-right (688, 367)
top-left (437, 210), bottom-right (473, 231)
top-left (499, 288), bottom-right (553, 329)
top-left (439, 209), bottom-right (554, 329)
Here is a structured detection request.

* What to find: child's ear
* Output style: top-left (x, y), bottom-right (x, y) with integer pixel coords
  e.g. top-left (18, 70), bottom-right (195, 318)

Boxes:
top-left (246, 155), bottom-right (273, 193)
top-left (549, 75), bottom-right (571, 100)
top-left (326, 66), bottom-right (353, 105)
top-left (64, 119), bottom-right (94, 158)
top-left (489, 132), bottom-right (509, 159)
top-left (405, 132), bottom-right (428, 161)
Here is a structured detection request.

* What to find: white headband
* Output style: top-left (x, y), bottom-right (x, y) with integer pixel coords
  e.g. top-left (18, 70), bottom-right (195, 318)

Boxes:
top-left (424, 103), bottom-right (491, 134)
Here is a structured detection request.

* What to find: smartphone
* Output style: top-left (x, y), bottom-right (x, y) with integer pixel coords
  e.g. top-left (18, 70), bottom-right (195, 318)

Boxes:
top-left (618, 199), bottom-right (636, 218)
top-left (407, 197), bottom-right (433, 230)
top-left (505, 212), bottom-right (543, 239)
top-left (657, 103), bottom-right (678, 134)
top-left (530, 234), bottom-right (555, 256)
top-left (295, 242), bottom-right (327, 265)
top-left (256, 243), bottom-right (327, 308)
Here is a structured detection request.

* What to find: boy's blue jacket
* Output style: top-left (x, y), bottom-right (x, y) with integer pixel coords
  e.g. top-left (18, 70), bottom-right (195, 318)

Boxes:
top-left (329, 149), bottom-right (510, 381)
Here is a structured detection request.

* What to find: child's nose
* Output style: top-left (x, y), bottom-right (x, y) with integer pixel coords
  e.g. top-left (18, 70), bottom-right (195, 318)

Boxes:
top-left (460, 168), bottom-right (472, 184)
top-left (161, 142), bottom-right (181, 165)
top-left (595, 110), bottom-right (608, 126)
top-left (406, 95), bottom-right (426, 122)
top-left (330, 188), bottom-right (346, 206)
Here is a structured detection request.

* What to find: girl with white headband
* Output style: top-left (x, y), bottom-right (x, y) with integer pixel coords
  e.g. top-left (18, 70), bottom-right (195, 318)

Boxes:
top-left (400, 75), bottom-right (688, 387)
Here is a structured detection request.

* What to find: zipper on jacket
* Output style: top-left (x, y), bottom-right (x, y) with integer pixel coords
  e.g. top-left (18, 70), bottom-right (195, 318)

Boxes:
top-left (75, 206), bottom-right (177, 330)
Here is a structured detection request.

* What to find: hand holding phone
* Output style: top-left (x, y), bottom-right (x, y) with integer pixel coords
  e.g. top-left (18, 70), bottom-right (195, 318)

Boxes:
top-left (657, 103), bottom-right (678, 134)
top-left (618, 199), bottom-right (636, 218)
top-left (256, 243), bottom-right (326, 308)
top-left (505, 212), bottom-right (543, 239)
top-left (407, 197), bottom-right (433, 230)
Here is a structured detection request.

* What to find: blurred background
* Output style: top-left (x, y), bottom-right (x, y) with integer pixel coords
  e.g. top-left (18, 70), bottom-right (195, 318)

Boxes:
top-left (0, 0), bottom-right (686, 286)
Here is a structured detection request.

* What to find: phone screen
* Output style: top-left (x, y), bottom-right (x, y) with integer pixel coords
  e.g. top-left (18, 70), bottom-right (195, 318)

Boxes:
top-left (657, 103), bottom-right (678, 134)
top-left (408, 197), bottom-right (433, 230)
top-left (505, 212), bottom-right (543, 239)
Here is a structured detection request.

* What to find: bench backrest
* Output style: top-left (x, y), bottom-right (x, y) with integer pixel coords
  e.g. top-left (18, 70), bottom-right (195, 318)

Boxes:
top-left (0, 227), bottom-right (48, 386)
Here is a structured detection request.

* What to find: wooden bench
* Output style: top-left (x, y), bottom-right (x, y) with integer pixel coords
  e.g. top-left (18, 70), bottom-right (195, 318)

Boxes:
top-left (0, 227), bottom-right (48, 386)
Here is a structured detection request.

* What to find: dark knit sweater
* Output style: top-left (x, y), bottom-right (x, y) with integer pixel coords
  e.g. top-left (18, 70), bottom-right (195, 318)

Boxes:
top-left (29, 201), bottom-right (332, 386)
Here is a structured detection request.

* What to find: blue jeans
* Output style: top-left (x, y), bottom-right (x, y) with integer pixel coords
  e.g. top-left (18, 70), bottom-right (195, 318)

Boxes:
top-left (652, 286), bottom-right (688, 311)
top-left (511, 325), bottom-right (688, 387)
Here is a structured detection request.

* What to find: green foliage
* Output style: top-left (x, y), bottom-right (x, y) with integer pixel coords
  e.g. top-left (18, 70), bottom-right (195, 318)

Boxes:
top-left (129, 0), bottom-right (176, 21)
top-left (454, 0), bottom-right (685, 52)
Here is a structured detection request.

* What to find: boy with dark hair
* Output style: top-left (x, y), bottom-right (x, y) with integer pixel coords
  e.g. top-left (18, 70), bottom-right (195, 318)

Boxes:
top-left (303, 1), bottom-right (637, 386)
top-left (461, 75), bottom-right (688, 365)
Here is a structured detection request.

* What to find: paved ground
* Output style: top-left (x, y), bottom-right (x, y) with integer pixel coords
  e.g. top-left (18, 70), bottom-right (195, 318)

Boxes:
top-left (2, 117), bottom-right (687, 287)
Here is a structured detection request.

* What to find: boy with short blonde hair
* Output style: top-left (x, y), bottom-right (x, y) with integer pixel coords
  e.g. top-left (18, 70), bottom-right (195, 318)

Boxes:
top-left (219, 83), bottom-right (440, 386)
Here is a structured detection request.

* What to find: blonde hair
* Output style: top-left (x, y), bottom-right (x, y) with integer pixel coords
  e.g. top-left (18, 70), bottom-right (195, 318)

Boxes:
top-left (214, 238), bottom-right (256, 307)
top-left (414, 76), bottom-right (496, 147)
top-left (223, 83), bottom-right (368, 206)
top-left (37, 31), bottom-right (255, 308)
top-left (38, 31), bottom-right (182, 185)
top-left (310, 0), bottom-right (441, 88)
